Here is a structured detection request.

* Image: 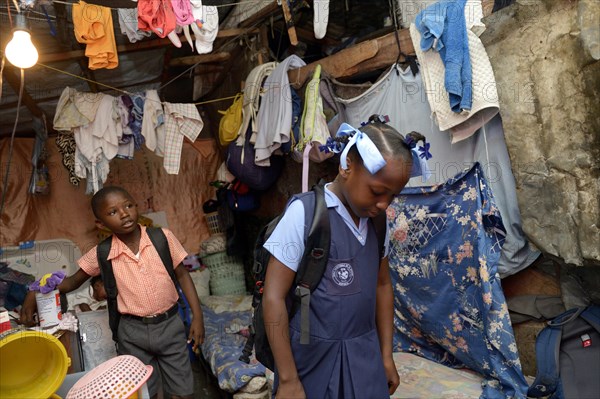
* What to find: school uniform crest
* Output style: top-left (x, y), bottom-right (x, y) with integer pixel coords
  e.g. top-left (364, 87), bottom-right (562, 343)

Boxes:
top-left (332, 263), bottom-right (354, 286)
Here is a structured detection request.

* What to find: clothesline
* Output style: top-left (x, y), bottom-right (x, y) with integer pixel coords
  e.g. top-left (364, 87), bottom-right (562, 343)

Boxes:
top-left (38, 62), bottom-right (241, 106)
top-left (50, 0), bottom-right (263, 9)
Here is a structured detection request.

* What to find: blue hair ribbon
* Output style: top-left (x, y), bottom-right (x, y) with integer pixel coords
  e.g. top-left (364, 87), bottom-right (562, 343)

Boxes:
top-left (405, 138), bottom-right (432, 180)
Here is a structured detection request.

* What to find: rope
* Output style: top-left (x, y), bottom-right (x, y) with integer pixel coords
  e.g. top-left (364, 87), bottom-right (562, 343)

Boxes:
top-left (37, 62), bottom-right (241, 105)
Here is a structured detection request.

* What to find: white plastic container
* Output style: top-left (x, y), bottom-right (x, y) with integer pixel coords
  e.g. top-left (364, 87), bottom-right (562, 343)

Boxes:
top-left (35, 289), bottom-right (62, 327)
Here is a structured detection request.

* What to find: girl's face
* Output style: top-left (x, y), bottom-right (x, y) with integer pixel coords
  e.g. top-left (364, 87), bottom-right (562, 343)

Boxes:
top-left (341, 156), bottom-right (410, 219)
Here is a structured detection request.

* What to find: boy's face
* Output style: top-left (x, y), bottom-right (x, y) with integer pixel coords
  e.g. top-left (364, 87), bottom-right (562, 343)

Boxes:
top-left (92, 281), bottom-right (107, 301)
top-left (94, 191), bottom-right (139, 235)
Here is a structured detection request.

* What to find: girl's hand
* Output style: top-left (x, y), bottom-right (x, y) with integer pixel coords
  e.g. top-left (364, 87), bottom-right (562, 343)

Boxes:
top-left (187, 315), bottom-right (205, 352)
top-left (276, 378), bottom-right (306, 399)
top-left (384, 356), bottom-right (400, 395)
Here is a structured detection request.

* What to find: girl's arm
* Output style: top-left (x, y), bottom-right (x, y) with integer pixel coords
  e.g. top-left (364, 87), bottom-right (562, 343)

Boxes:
top-left (263, 256), bottom-right (306, 399)
top-left (19, 268), bottom-right (91, 326)
top-left (375, 256), bottom-right (400, 394)
top-left (175, 265), bottom-right (205, 350)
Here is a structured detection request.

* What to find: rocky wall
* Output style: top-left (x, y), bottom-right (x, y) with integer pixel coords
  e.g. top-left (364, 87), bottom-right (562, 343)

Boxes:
top-left (481, 0), bottom-right (600, 266)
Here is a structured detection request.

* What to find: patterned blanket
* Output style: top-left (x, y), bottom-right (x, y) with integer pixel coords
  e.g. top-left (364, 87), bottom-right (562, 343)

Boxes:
top-left (388, 164), bottom-right (528, 398)
top-left (200, 303), bottom-right (266, 393)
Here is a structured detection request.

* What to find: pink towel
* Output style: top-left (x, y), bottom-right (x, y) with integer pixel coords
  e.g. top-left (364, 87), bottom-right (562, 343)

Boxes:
top-left (171, 0), bottom-right (194, 25)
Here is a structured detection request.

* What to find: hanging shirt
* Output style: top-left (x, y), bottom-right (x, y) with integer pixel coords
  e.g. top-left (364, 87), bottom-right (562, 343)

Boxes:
top-left (162, 102), bottom-right (204, 174)
top-left (254, 55), bottom-right (306, 166)
top-left (141, 90), bottom-right (167, 157)
top-left (73, 95), bottom-right (121, 193)
top-left (137, 0), bottom-right (177, 38)
top-left (72, 1), bottom-right (118, 70)
top-left (117, 8), bottom-right (152, 43)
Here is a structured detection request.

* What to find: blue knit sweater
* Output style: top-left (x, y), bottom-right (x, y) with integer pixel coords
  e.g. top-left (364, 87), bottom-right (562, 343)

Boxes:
top-left (416, 0), bottom-right (472, 112)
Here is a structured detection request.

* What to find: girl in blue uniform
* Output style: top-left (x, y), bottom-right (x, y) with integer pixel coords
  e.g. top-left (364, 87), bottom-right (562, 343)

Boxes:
top-left (263, 115), bottom-right (429, 399)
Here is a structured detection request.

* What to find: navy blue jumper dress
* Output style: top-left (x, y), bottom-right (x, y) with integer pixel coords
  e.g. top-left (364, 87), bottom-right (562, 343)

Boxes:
top-left (277, 202), bottom-right (390, 399)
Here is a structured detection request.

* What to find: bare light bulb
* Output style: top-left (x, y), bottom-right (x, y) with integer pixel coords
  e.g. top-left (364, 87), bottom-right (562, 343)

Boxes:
top-left (5, 15), bottom-right (38, 69)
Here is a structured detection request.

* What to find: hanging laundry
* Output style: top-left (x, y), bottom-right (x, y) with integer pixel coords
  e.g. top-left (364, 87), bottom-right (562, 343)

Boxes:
top-left (141, 89), bottom-right (166, 157)
top-left (313, 0), bottom-right (329, 39)
top-left (388, 163), bottom-right (528, 398)
top-left (73, 95), bottom-right (121, 194)
top-left (28, 115), bottom-right (50, 195)
top-left (171, 0), bottom-right (194, 25)
top-left (254, 54), bottom-right (306, 166)
top-left (117, 8), bottom-right (152, 43)
top-left (55, 133), bottom-right (80, 186)
top-left (295, 64), bottom-right (332, 164)
top-left (400, 0), bottom-right (486, 35)
top-left (118, 95), bottom-right (145, 149)
top-left (189, 1), bottom-right (219, 54)
top-left (410, 21), bottom-right (499, 142)
top-left (137, 0), bottom-right (177, 39)
top-left (236, 62), bottom-right (278, 144)
top-left (415, 0), bottom-right (472, 113)
top-left (130, 94), bottom-right (146, 148)
top-left (116, 135), bottom-right (135, 160)
top-left (53, 87), bottom-right (103, 131)
top-left (162, 103), bottom-right (204, 174)
top-left (72, 1), bottom-right (118, 70)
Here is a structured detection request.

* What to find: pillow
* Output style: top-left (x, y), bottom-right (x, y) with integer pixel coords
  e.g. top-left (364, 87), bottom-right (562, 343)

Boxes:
top-left (189, 268), bottom-right (210, 297)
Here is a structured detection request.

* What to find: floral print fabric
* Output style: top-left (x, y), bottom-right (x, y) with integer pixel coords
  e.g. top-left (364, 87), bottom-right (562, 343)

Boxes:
top-left (388, 163), bottom-right (528, 398)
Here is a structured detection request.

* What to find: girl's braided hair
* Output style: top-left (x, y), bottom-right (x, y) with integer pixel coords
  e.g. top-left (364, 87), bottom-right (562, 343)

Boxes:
top-left (331, 114), bottom-right (426, 166)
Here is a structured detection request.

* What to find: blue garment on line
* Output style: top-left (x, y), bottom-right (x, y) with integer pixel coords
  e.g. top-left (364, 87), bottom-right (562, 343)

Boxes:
top-left (388, 164), bottom-right (528, 398)
top-left (416, 0), bottom-right (472, 112)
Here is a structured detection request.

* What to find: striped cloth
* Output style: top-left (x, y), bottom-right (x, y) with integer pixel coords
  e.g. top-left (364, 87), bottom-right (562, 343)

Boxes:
top-left (162, 102), bottom-right (204, 174)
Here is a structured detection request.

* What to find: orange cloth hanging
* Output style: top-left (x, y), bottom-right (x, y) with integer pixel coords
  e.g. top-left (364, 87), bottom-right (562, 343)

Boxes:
top-left (137, 0), bottom-right (177, 39)
top-left (72, 1), bottom-right (118, 70)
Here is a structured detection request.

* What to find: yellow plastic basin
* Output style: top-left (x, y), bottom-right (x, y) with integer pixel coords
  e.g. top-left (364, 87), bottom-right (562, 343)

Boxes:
top-left (0, 330), bottom-right (71, 399)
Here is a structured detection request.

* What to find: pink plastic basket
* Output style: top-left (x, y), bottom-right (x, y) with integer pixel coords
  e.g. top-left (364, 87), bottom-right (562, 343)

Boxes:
top-left (66, 355), bottom-right (153, 399)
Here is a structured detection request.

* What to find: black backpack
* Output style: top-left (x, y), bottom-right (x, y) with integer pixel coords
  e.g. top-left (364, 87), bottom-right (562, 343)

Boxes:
top-left (239, 182), bottom-right (386, 370)
top-left (97, 227), bottom-right (190, 343)
top-left (528, 304), bottom-right (600, 399)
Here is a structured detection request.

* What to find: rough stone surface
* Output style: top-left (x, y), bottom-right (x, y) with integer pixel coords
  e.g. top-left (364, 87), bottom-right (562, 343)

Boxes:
top-left (481, 0), bottom-right (600, 266)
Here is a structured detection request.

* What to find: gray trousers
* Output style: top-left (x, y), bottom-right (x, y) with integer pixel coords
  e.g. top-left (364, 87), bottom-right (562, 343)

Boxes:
top-left (118, 313), bottom-right (193, 397)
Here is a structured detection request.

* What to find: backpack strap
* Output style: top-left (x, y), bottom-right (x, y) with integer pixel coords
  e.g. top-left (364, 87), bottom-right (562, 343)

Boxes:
top-left (527, 307), bottom-right (584, 397)
top-left (146, 227), bottom-right (187, 314)
top-left (580, 305), bottom-right (600, 333)
top-left (97, 236), bottom-right (120, 343)
top-left (294, 182), bottom-right (330, 344)
top-left (146, 227), bottom-right (175, 284)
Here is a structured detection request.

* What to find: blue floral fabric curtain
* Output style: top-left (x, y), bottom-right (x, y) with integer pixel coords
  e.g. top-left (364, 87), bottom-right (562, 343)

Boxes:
top-left (388, 163), bottom-right (528, 398)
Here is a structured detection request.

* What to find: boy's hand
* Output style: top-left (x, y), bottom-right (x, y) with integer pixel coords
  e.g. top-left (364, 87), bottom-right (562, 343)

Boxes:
top-left (19, 291), bottom-right (38, 327)
top-left (188, 313), bottom-right (205, 352)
